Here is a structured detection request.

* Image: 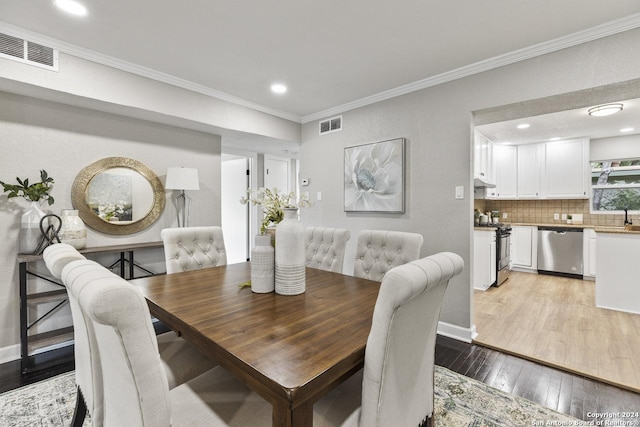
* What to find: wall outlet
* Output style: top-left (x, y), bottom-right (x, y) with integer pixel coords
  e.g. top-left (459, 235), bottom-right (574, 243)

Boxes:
top-left (554, 213), bottom-right (560, 220)
top-left (502, 212), bottom-right (508, 219)
top-left (316, 191), bottom-right (322, 201)
top-left (561, 214), bottom-right (567, 220)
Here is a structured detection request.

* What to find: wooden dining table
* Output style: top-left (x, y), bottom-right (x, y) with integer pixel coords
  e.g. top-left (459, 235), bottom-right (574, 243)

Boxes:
top-left (130, 262), bottom-right (381, 427)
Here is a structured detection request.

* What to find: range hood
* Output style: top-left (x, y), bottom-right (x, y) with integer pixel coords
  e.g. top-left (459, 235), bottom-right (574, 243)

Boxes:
top-left (474, 177), bottom-right (496, 188)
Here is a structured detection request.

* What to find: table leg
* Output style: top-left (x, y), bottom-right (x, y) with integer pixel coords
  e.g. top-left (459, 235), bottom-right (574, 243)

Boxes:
top-left (272, 400), bottom-right (313, 427)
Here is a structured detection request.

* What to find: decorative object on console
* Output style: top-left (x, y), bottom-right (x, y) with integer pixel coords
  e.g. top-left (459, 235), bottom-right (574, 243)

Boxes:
top-left (344, 137), bottom-right (405, 213)
top-left (72, 157), bottom-right (165, 235)
top-left (59, 209), bottom-right (87, 249)
top-left (0, 170), bottom-right (55, 254)
top-left (250, 234), bottom-right (274, 293)
top-left (275, 207), bottom-right (306, 295)
top-left (165, 167), bottom-right (199, 227)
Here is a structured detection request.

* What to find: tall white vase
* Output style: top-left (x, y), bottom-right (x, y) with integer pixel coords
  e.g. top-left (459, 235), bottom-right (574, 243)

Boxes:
top-left (19, 201), bottom-right (46, 254)
top-left (251, 234), bottom-right (275, 293)
top-left (59, 209), bottom-right (87, 250)
top-left (275, 208), bottom-right (305, 295)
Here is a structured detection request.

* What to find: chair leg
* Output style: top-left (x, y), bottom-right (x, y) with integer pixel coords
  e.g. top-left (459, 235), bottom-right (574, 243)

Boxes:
top-left (71, 386), bottom-right (87, 427)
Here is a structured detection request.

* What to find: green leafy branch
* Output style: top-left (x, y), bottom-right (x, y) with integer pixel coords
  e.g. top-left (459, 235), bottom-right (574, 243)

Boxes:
top-left (0, 170), bottom-right (55, 205)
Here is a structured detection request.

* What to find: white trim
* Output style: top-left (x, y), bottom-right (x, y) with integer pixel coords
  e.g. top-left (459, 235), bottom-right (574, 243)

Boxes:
top-left (301, 13), bottom-right (640, 123)
top-left (437, 321), bottom-right (477, 343)
top-left (0, 344), bottom-right (20, 364)
top-left (0, 21), bottom-right (301, 123)
top-left (595, 303), bottom-right (640, 316)
top-left (2, 13), bottom-right (640, 126)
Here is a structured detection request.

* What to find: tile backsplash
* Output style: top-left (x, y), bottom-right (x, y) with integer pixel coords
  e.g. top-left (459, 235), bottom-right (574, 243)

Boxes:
top-left (474, 199), bottom-right (630, 226)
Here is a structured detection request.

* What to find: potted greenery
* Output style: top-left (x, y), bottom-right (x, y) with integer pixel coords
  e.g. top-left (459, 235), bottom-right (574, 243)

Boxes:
top-left (0, 170), bottom-right (55, 254)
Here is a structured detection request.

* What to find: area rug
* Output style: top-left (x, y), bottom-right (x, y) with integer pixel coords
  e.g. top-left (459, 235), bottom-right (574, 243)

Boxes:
top-left (0, 366), bottom-right (578, 426)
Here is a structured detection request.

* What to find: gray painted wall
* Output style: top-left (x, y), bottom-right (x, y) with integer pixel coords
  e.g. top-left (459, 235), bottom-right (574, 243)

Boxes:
top-left (0, 91), bottom-right (221, 361)
top-left (299, 29), bottom-right (640, 333)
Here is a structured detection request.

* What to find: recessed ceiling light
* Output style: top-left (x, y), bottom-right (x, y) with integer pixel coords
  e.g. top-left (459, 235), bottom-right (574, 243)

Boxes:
top-left (588, 103), bottom-right (623, 117)
top-left (620, 127), bottom-right (635, 133)
top-left (517, 123), bottom-right (530, 129)
top-left (53, 0), bottom-right (87, 15)
top-left (549, 137), bottom-right (561, 141)
top-left (270, 83), bottom-right (287, 94)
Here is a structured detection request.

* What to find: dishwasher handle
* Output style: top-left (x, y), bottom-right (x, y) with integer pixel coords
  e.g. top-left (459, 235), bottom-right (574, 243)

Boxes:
top-left (537, 226), bottom-right (583, 233)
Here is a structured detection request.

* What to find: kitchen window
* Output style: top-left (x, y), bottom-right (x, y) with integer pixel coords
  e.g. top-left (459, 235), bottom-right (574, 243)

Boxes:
top-left (591, 159), bottom-right (640, 212)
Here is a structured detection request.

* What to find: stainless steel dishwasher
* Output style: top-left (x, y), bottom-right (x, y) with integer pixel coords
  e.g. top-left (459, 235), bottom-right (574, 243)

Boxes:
top-left (537, 227), bottom-right (583, 278)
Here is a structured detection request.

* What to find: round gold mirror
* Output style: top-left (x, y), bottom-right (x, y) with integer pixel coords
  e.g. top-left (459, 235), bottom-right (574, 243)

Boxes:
top-left (72, 157), bottom-right (165, 235)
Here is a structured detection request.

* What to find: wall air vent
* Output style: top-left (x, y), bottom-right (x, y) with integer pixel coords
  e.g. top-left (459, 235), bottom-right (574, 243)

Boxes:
top-left (319, 115), bottom-right (342, 135)
top-left (0, 32), bottom-right (58, 71)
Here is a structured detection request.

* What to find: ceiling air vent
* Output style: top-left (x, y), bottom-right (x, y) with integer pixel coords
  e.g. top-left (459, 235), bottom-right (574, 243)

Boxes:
top-left (0, 32), bottom-right (58, 71)
top-left (319, 115), bottom-right (342, 135)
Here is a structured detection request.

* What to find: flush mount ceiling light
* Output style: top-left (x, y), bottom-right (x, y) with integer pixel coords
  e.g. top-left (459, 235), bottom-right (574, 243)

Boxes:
top-left (620, 127), bottom-right (635, 133)
top-left (516, 123), bottom-right (530, 129)
top-left (53, 0), bottom-right (87, 15)
top-left (270, 83), bottom-right (287, 94)
top-left (588, 103), bottom-right (623, 117)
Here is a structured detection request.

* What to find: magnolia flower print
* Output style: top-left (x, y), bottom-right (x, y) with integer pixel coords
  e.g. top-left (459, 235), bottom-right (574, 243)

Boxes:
top-left (344, 140), bottom-right (403, 211)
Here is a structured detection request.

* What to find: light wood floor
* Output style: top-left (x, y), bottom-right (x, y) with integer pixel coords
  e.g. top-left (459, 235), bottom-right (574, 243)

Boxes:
top-left (474, 271), bottom-right (640, 393)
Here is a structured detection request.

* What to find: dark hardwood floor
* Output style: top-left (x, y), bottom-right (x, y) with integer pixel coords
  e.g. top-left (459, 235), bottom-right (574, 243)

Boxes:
top-left (1, 335), bottom-right (638, 424)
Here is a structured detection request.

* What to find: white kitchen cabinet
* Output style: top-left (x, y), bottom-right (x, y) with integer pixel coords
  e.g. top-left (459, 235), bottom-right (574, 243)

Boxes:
top-left (474, 130), bottom-right (495, 186)
top-left (474, 230), bottom-right (496, 290)
top-left (511, 226), bottom-right (538, 271)
top-left (517, 143), bottom-right (543, 198)
top-left (544, 138), bottom-right (589, 199)
top-left (583, 228), bottom-right (597, 278)
top-left (493, 145), bottom-right (517, 199)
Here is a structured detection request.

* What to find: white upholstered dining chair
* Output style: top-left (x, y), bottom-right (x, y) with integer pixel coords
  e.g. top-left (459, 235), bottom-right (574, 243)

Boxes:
top-left (70, 263), bottom-right (272, 427)
top-left (353, 229), bottom-right (424, 281)
top-left (161, 226), bottom-right (227, 274)
top-left (52, 255), bottom-right (215, 427)
top-left (43, 243), bottom-right (87, 279)
top-left (305, 226), bottom-right (351, 273)
top-left (313, 252), bottom-right (464, 426)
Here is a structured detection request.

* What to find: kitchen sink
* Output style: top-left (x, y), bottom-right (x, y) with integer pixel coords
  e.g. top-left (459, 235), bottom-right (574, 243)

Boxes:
top-left (624, 225), bottom-right (640, 231)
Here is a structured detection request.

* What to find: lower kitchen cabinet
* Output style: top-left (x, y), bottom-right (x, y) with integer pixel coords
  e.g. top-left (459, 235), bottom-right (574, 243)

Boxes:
top-left (583, 228), bottom-right (597, 278)
top-left (474, 230), bottom-right (496, 290)
top-left (510, 226), bottom-right (538, 271)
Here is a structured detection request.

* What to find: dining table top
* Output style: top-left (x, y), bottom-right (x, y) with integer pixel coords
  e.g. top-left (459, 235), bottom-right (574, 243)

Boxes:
top-left (130, 262), bottom-right (381, 427)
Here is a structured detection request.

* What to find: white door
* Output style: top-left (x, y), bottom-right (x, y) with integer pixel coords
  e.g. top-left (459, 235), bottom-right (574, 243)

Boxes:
top-left (264, 156), bottom-right (290, 194)
top-left (222, 155), bottom-right (250, 264)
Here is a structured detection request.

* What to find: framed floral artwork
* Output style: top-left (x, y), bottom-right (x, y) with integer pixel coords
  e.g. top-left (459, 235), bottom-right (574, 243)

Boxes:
top-left (344, 138), bottom-right (405, 212)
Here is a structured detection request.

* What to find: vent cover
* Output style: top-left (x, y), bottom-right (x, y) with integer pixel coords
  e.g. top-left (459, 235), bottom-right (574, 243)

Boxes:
top-left (0, 32), bottom-right (58, 70)
top-left (319, 115), bottom-right (342, 135)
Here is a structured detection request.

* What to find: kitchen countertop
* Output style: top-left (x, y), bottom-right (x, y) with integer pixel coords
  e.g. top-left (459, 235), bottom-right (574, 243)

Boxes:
top-left (474, 226), bottom-right (499, 231)
top-left (507, 222), bottom-right (640, 235)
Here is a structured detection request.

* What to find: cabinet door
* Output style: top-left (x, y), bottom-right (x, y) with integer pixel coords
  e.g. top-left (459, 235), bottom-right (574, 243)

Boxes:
top-left (474, 131), bottom-right (495, 185)
top-left (494, 145), bottom-right (517, 199)
top-left (583, 229), bottom-right (597, 277)
top-left (545, 139), bottom-right (589, 199)
top-left (511, 226), bottom-right (533, 268)
top-left (517, 143), bottom-right (542, 198)
top-left (473, 231), bottom-right (493, 290)
top-left (489, 241), bottom-right (497, 284)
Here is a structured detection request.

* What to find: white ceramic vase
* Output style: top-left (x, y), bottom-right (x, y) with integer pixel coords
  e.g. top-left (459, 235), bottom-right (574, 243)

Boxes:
top-left (251, 234), bottom-right (275, 293)
top-left (275, 208), bottom-right (305, 295)
top-left (59, 209), bottom-right (87, 249)
top-left (19, 201), bottom-right (47, 254)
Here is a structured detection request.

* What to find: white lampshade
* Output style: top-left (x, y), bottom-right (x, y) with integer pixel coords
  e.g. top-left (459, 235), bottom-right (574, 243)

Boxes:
top-left (165, 167), bottom-right (200, 191)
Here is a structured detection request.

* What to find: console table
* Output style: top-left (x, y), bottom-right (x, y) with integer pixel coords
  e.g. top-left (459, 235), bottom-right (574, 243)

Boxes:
top-left (18, 241), bottom-right (164, 374)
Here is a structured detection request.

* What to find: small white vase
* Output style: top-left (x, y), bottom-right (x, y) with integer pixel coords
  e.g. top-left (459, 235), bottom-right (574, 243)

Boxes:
top-left (251, 234), bottom-right (275, 293)
top-left (59, 209), bottom-right (87, 250)
top-left (275, 208), bottom-right (305, 295)
top-left (19, 201), bottom-right (47, 254)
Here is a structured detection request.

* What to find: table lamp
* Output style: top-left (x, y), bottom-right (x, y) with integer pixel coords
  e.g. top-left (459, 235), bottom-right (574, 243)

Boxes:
top-left (165, 167), bottom-right (199, 227)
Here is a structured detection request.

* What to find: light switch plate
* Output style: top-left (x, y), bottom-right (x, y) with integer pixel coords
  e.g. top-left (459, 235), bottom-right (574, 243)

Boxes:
top-left (316, 191), bottom-right (322, 201)
top-left (455, 186), bottom-right (464, 199)
top-left (561, 214), bottom-right (567, 220)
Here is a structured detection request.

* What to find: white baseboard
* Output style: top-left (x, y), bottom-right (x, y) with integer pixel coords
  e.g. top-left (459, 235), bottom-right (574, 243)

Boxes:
top-left (437, 321), bottom-right (477, 343)
top-left (0, 344), bottom-right (20, 365)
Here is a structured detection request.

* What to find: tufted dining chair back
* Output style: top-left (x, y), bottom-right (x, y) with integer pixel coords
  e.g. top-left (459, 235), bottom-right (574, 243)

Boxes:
top-left (304, 227), bottom-right (351, 273)
top-left (43, 243), bottom-right (87, 279)
top-left (161, 226), bottom-right (227, 274)
top-left (353, 230), bottom-right (424, 282)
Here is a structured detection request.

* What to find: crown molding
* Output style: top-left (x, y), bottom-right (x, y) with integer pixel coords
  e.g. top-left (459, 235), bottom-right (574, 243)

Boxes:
top-left (301, 13), bottom-right (640, 123)
top-left (0, 21), bottom-right (302, 123)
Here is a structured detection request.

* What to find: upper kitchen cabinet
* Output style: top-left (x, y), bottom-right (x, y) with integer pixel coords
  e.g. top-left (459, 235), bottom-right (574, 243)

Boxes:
top-left (543, 138), bottom-right (589, 199)
top-left (493, 144), bottom-right (517, 199)
top-left (473, 130), bottom-right (495, 186)
top-left (517, 143), bottom-right (544, 198)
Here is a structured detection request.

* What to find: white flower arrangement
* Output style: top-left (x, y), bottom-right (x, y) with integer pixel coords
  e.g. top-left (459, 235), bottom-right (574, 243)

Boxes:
top-left (240, 188), bottom-right (311, 233)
